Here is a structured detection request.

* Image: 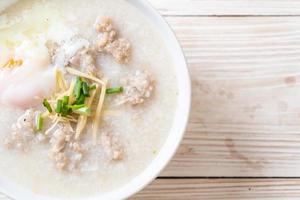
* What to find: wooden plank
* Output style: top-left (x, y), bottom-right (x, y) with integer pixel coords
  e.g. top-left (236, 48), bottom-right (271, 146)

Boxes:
top-left (148, 0), bottom-right (300, 16)
top-left (132, 178), bottom-right (300, 200)
top-left (160, 17), bottom-right (300, 177)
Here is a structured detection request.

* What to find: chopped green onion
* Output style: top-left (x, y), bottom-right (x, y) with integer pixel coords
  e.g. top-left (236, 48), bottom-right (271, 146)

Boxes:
top-left (74, 77), bottom-right (82, 98)
top-left (63, 96), bottom-right (69, 105)
top-left (89, 84), bottom-right (97, 90)
top-left (106, 87), bottom-right (123, 94)
top-left (55, 99), bottom-right (63, 113)
top-left (68, 104), bottom-right (85, 109)
top-left (61, 110), bottom-right (69, 117)
top-left (82, 82), bottom-right (90, 97)
top-left (75, 93), bottom-right (85, 105)
top-left (61, 107), bottom-right (70, 117)
top-left (72, 106), bottom-right (91, 116)
top-left (42, 99), bottom-right (52, 113)
top-left (36, 114), bottom-right (44, 131)
top-left (61, 96), bottom-right (70, 117)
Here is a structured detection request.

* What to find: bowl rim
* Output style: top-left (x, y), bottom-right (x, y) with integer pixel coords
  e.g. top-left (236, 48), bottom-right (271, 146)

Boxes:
top-left (0, 0), bottom-right (191, 199)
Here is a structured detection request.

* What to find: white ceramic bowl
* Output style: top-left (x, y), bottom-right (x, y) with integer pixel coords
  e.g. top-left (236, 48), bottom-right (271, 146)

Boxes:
top-left (0, 0), bottom-right (191, 199)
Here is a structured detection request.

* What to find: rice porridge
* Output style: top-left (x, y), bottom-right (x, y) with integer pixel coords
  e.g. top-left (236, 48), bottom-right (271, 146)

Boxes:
top-left (0, 0), bottom-right (178, 198)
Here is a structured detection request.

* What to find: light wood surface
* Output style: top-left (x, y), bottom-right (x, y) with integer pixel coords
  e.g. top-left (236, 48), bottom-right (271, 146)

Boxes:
top-left (150, 0), bottom-right (300, 16)
top-left (160, 16), bottom-right (300, 177)
top-left (132, 179), bottom-right (300, 199)
top-left (134, 0), bottom-right (300, 199)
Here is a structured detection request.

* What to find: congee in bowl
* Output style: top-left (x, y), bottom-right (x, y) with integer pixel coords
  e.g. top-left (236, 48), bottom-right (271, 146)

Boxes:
top-left (0, 0), bottom-right (182, 198)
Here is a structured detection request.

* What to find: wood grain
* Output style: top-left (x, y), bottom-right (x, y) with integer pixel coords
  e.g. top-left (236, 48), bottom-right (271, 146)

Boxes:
top-left (148, 0), bottom-right (300, 16)
top-left (159, 17), bottom-right (300, 177)
top-left (132, 179), bottom-right (300, 199)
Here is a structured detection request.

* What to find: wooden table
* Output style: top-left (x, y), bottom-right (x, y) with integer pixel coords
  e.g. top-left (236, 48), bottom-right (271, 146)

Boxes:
top-left (132, 0), bottom-right (300, 199)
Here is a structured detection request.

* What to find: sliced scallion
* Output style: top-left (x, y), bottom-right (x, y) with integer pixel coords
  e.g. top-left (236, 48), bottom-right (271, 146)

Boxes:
top-left (61, 96), bottom-right (70, 116)
top-left (42, 99), bottom-right (52, 113)
top-left (36, 114), bottom-right (44, 131)
top-left (82, 82), bottom-right (90, 97)
top-left (89, 84), bottom-right (97, 90)
top-left (75, 93), bottom-right (85, 105)
top-left (74, 77), bottom-right (82, 98)
top-left (55, 99), bottom-right (63, 114)
top-left (63, 96), bottom-right (69, 105)
top-left (68, 104), bottom-right (85, 109)
top-left (106, 87), bottom-right (123, 94)
top-left (72, 106), bottom-right (91, 116)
